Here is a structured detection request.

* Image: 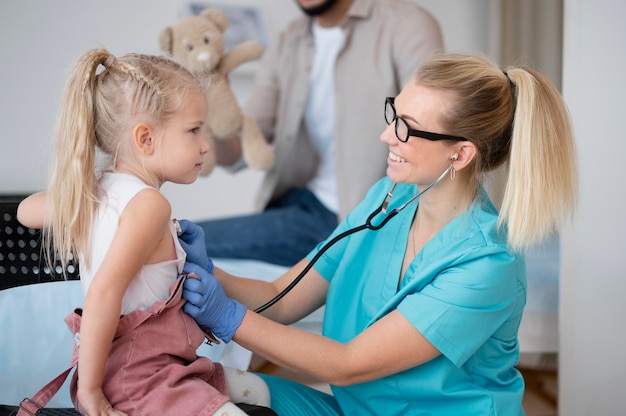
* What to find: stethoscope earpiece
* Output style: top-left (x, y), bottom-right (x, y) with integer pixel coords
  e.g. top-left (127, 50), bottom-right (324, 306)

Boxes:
top-left (451, 153), bottom-right (459, 161)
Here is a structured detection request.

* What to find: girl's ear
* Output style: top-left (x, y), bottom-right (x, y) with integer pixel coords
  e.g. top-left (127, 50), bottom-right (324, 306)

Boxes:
top-left (133, 123), bottom-right (155, 155)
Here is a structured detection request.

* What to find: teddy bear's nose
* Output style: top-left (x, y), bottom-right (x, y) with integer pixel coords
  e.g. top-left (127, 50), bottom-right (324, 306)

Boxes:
top-left (196, 52), bottom-right (210, 62)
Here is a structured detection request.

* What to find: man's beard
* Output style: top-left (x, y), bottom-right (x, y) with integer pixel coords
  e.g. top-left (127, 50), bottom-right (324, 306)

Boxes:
top-left (298, 0), bottom-right (339, 17)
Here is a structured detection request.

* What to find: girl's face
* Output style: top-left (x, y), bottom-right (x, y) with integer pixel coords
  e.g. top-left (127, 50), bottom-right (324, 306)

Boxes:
top-left (380, 82), bottom-right (458, 186)
top-left (157, 90), bottom-right (209, 185)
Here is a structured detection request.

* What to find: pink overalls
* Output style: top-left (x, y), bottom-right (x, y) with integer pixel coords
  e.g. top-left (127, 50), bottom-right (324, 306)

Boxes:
top-left (19, 275), bottom-right (229, 416)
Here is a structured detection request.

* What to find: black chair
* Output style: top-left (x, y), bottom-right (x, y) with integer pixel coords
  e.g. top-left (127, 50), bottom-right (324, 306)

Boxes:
top-left (0, 196), bottom-right (79, 287)
top-left (0, 196), bottom-right (276, 416)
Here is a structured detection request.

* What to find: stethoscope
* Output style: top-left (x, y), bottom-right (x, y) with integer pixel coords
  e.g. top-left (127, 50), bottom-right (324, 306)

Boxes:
top-left (253, 158), bottom-right (457, 313)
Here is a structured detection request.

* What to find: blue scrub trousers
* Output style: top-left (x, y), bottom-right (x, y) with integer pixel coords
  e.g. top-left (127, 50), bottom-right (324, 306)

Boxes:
top-left (196, 188), bottom-right (338, 266)
top-left (256, 373), bottom-right (342, 416)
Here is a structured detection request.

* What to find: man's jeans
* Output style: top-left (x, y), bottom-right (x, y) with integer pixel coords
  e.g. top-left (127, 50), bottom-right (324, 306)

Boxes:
top-left (196, 188), bottom-right (338, 266)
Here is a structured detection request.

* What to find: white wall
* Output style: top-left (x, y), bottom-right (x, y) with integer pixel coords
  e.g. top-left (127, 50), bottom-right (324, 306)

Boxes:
top-left (560, 0), bottom-right (626, 413)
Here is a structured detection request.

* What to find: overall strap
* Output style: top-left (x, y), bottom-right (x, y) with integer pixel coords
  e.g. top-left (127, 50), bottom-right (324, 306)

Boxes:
top-left (17, 356), bottom-right (77, 415)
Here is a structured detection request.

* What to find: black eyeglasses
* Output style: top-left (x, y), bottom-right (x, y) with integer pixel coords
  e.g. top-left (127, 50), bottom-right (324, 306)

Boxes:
top-left (384, 97), bottom-right (467, 142)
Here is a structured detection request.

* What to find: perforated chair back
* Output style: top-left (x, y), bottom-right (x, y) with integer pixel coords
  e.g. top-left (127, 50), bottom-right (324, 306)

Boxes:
top-left (0, 196), bottom-right (79, 291)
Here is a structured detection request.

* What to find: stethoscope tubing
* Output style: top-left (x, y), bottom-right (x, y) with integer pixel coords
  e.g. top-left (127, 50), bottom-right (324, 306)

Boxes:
top-left (253, 162), bottom-right (454, 313)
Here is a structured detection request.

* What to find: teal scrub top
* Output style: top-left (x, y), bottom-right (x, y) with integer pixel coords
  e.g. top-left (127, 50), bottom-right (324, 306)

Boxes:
top-left (307, 177), bottom-right (527, 415)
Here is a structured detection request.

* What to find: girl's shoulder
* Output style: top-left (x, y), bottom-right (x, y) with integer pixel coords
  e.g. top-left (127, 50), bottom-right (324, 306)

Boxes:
top-left (100, 172), bottom-right (169, 219)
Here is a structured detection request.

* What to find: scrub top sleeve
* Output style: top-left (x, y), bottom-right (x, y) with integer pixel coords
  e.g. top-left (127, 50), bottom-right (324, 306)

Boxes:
top-left (397, 247), bottom-right (525, 367)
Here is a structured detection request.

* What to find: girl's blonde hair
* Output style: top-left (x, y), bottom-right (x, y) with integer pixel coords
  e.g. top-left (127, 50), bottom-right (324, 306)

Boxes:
top-left (417, 53), bottom-right (578, 250)
top-left (44, 48), bottom-right (203, 273)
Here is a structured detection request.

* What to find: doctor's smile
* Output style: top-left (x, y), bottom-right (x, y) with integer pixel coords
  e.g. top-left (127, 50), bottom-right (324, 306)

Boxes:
top-left (388, 152), bottom-right (407, 163)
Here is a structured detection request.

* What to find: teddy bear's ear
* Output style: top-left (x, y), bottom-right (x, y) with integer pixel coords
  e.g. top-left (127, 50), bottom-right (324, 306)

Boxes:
top-left (159, 27), bottom-right (174, 54)
top-left (201, 8), bottom-right (229, 33)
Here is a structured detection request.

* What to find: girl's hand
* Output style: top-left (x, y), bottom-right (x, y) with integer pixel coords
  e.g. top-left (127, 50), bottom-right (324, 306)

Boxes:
top-left (77, 387), bottom-right (128, 416)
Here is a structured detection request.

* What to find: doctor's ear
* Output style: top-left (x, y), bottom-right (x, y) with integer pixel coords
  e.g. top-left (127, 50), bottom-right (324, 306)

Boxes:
top-left (450, 143), bottom-right (477, 169)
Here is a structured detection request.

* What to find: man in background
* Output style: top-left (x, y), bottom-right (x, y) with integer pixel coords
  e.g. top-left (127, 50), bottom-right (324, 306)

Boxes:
top-left (198, 0), bottom-right (443, 266)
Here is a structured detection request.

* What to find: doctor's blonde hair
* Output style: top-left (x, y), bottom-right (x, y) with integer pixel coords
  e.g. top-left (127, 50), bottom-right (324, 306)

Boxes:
top-left (417, 53), bottom-right (578, 250)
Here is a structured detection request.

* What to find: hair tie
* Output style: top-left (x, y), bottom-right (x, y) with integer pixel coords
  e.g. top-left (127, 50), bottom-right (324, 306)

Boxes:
top-left (503, 70), bottom-right (515, 92)
top-left (103, 54), bottom-right (116, 69)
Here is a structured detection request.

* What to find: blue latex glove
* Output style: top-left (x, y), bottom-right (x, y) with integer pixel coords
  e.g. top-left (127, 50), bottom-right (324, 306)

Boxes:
top-left (176, 219), bottom-right (211, 272)
top-left (182, 262), bottom-right (246, 343)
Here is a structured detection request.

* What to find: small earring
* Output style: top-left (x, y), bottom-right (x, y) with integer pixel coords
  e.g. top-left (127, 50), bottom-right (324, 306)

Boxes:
top-left (450, 154), bottom-right (457, 180)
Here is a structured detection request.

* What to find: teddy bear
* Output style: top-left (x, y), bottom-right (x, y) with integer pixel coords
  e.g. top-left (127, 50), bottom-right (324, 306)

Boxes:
top-left (159, 8), bottom-right (274, 175)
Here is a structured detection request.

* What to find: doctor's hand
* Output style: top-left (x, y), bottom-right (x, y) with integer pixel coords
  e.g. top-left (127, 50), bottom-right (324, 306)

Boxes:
top-left (176, 219), bottom-right (211, 272)
top-left (182, 262), bottom-right (246, 343)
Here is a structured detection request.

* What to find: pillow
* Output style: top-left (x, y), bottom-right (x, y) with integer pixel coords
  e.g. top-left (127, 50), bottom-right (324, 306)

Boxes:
top-left (0, 280), bottom-right (84, 408)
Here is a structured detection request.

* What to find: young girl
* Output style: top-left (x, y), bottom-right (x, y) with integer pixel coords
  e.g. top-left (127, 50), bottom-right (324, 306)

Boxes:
top-left (17, 48), bottom-right (269, 416)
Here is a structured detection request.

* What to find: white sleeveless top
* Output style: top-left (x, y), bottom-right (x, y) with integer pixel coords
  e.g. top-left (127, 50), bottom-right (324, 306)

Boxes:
top-left (304, 22), bottom-right (345, 214)
top-left (79, 172), bottom-right (185, 314)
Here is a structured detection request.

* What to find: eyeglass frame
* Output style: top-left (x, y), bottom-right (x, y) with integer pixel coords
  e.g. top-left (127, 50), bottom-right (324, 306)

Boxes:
top-left (384, 97), bottom-right (468, 142)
